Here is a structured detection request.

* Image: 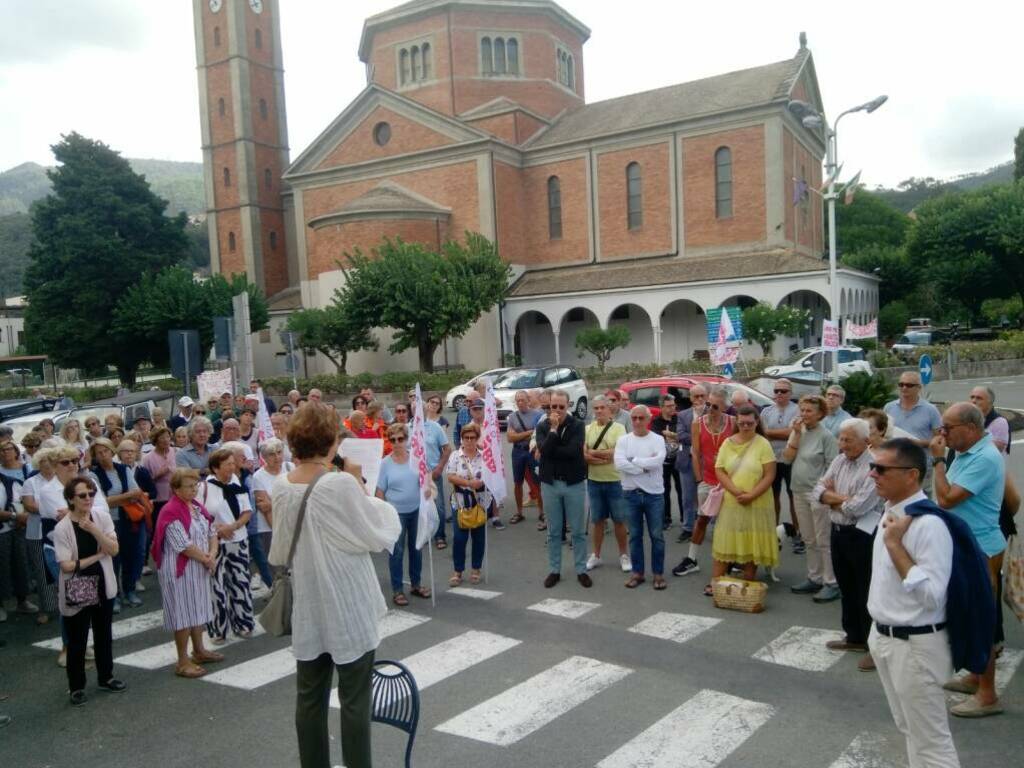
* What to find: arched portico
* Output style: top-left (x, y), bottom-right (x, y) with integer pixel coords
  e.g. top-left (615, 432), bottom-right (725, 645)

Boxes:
top-left (513, 310), bottom-right (555, 365)
top-left (778, 289), bottom-right (829, 355)
top-left (606, 303), bottom-right (654, 366)
top-left (560, 306), bottom-right (602, 367)
top-left (659, 299), bottom-right (705, 365)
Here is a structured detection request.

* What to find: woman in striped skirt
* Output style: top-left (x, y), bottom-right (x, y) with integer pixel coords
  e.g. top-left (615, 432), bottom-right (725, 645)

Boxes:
top-left (199, 448), bottom-right (255, 644)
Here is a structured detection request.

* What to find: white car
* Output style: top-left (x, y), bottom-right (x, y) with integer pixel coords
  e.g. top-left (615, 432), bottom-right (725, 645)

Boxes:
top-left (492, 365), bottom-right (589, 424)
top-left (762, 346), bottom-right (872, 380)
top-left (444, 367), bottom-right (512, 410)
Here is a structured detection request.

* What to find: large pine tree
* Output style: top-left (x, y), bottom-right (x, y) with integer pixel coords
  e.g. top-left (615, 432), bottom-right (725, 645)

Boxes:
top-left (23, 133), bottom-right (188, 385)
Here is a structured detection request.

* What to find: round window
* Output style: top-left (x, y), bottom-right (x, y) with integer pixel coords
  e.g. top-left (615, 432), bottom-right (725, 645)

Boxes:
top-left (373, 122), bottom-right (391, 146)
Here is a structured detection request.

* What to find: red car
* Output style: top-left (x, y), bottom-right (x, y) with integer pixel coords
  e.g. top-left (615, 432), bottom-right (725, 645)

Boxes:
top-left (618, 375), bottom-right (773, 419)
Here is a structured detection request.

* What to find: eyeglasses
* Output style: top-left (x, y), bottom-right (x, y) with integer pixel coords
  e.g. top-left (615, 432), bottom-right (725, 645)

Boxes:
top-left (395, 409), bottom-right (408, 414)
top-left (691, 394), bottom-right (706, 399)
top-left (540, 404), bottom-right (551, 410)
top-left (58, 459), bottom-right (77, 466)
top-left (709, 403), bottom-right (720, 411)
top-left (393, 436), bottom-right (407, 443)
top-left (74, 491), bottom-right (97, 499)
top-left (869, 462), bottom-right (915, 475)
top-left (825, 392), bottom-right (842, 398)
top-left (773, 389), bottom-right (791, 395)
top-left (630, 415), bottom-right (648, 421)
top-left (939, 423), bottom-right (965, 434)
top-left (897, 382), bottom-right (919, 389)
top-left (549, 404), bottom-right (567, 411)
top-left (463, 435), bottom-right (479, 441)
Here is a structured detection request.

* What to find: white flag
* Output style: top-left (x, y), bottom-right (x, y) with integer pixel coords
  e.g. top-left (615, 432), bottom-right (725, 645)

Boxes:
top-left (410, 384), bottom-right (439, 551)
top-left (822, 320), bottom-right (840, 351)
top-left (255, 387), bottom-right (274, 465)
top-left (479, 381), bottom-right (507, 507)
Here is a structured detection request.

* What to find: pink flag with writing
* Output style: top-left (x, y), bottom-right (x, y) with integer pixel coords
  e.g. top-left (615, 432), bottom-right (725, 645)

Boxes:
top-left (479, 381), bottom-right (507, 507)
top-left (410, 384), bottom-right (439, 550)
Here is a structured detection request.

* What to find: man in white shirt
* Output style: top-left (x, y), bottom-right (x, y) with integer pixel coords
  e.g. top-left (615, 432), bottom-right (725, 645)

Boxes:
top-left (867, 438), bottom-right (958, 768)
top-left (614, 406), bottom-right (667, 590)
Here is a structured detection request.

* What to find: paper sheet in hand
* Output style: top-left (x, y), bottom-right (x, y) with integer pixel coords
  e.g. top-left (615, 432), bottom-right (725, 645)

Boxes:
top-left (339, 439), bottom-right (384, 494)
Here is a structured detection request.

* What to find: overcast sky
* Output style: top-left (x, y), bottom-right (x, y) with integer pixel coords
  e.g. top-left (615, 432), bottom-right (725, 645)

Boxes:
top-left (2, 0), bottom-right (1022, 188)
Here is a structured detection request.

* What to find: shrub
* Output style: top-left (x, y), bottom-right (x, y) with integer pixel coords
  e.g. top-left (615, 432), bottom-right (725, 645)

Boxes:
top-left (841, 371), bottom-right (895, 414)
top-left (869, 350), bottom-right (905, 368)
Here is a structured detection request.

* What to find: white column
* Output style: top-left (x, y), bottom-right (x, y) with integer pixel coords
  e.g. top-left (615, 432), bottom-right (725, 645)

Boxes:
top-left (553, 330), bottom-right (561, 364)
top-left (653, 326), bottom-right (663, 365)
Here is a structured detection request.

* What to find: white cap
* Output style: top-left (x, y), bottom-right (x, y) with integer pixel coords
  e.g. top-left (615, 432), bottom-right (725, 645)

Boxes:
top-left (178, 396), bottom-right (194, 407)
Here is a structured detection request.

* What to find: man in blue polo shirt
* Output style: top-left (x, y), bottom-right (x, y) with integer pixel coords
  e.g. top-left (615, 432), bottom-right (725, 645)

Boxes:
top-left (930, 401), bottom-right (1006, 719)
top-left (394, 403), bottom-right (452, 549)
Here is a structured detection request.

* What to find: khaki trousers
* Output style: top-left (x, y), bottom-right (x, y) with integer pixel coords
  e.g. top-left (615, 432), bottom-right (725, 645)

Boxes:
top-left (793, 492), bottom-right (835, 586)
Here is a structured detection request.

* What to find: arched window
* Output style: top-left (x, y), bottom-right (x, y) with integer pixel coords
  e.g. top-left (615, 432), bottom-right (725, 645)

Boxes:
top-left (269, 231), bottom-right (278, 251)
top-left (799, 163), bottom-right (808, 228)
top-left (507, 38), bottom-right (519, 75)
top-left (399, 48), bottom-right (410, 85)
top-left (481, 37), bottom-right (492, 75)
top-left (715, 147), bottom-right (732, 218)
top-left (421, 43), bottom-right (431, 79)
top-left (254, 28), bottom-right (262, 50)
top-left (411, 46), bottom-right (422, 81)
top-left (626, 162), bottom-right (642, 229)
top-left (547, 176), bottom-right (562, 239)
top-left (264, 168), bottom-right (272, 189)
top-left (557, 51), bottom-right (566, 85)
top-left (566, 55), bottom-right (575, 89)
top-left (217, 97), bottom-right (225, 117)
top-left (259, 98), bottom-right (267, 120)
top-left (223, 167), bottom-right (231, 187)
top-left (213, 26), bottom-right (221, 47)
top-left (493, 38), bottom-right (506, 74)
top-left (228, 232), bottom-right (236, 252)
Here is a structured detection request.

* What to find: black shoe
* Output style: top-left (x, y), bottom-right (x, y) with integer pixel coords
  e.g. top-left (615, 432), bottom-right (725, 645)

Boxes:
top-left (676, 529), bottom-right (692, 543)
top-left (672, 557), bottom-right (699, 577)
top-left (98, 679), bottom-right (127, 693)
top-left (70, 690), bottom-right (87, 707)
top-left (543, 573), bottom-right (561, 588)
top-left (491, 519), bottom-right (507, 531)
top-left (577, 573), bottom-right (593, 588)
top-left (792, 537), bottom-right (806, 555)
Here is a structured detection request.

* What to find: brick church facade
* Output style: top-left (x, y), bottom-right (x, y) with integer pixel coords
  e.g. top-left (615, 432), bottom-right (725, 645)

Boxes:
top-left (193, 0), bottom-right (878, 375)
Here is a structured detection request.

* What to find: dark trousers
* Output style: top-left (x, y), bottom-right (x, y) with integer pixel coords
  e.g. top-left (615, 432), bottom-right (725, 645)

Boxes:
top-left (453, 522), bottom-right (485, 573)
top-left (64, 595), bottom-right (114, 693)
top-left (662, 463), bottom-right (683, 524)
top-left (831, 524), bottom-right (874, 644)
top-left (115, 516), bottom-right (146, 595)
top-left (249, 532), bottom-right (274, 587)
top-left (295, 649), bottom-right (375, 768)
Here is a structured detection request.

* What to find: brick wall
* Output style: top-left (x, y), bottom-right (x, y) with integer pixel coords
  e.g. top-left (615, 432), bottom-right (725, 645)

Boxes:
top-left (216, 208), bottom-right (245, 276)
top-left (309, 218), bottom-right (448, 277)
top-left (259, 208), bottom-right (289, 296)
top-left (211, 144), bottom-right (239, 209)
top-left (596, 142), bottom-right (673, 259)
top-left (465, 112), bottom-right (518, 144)
top-left (206, 63), bottom-right (235, 147)
top-left (316, 106), bottom-right (459, 170)
top-left (249, 66), bottom-right (283, 147)
top-left (783, 127), bottom-right (823, 253)
top-left (518, 156), bottom-right (590, 266)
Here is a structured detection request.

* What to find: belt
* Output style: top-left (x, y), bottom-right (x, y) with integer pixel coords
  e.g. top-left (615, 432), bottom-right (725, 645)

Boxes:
top-left (875, 621), bottom-right (947, 640)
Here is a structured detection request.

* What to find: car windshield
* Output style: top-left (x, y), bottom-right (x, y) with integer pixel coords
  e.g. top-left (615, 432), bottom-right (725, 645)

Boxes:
top-left (783, 349), bottom-right (814, 365)
top-left (69, 406), bottom-right (121, 427)
top-left (902, 332), bottom-right (930, 344)
top-left (493, 368), bottom-right (541, 389)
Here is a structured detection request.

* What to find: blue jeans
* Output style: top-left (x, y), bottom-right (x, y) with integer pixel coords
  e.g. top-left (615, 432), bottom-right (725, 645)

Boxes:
top-left (42, 545), bottom-right (69, 645)
top-left (115, 516), bottom-right (147, 596)
top-left (624, 488), bottom-right (666, 575)
top-left (249, 533), bottom-right (273, 587)
top-left (587, 480), bottom-right (626, 523)
top-left (453, 522), bottom-right (485, 573)
top-left (433, 476), bottom-right (447, 542)
top-left (541, 480), bottom-right (587, 575)
top-left (389, 511), bottom-right (423, 592)
top-left (678, 470), bottom-right (698, 532)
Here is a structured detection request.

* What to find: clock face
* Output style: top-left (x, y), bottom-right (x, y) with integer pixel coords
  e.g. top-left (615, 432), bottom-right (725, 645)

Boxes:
top-left (209, 0), bottom-right (222, 11)
top-left (249, 0), bottom-right (264, 13)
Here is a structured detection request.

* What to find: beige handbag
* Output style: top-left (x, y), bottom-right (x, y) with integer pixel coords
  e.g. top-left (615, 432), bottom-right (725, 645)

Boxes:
top-left (712, 576), bottom-right (767, 613)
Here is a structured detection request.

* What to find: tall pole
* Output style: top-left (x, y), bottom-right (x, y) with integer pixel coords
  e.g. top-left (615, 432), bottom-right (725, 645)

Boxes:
top-left (826, 129), bottom-right (839, 380)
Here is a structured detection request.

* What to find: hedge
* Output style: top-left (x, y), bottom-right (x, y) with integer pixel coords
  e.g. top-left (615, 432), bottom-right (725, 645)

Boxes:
top-left (259, 370), bottom-right (477, 396)
top-left (0, 378), bottom-right (182, 404)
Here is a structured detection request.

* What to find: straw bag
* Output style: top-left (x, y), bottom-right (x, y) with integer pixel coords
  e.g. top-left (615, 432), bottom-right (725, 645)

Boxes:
top-left (712, 577), bottom-right (767, 613)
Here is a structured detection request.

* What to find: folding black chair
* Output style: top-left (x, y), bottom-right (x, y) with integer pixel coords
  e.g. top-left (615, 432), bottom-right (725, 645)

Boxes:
top-left (371, 659), bottom-right (420, 768)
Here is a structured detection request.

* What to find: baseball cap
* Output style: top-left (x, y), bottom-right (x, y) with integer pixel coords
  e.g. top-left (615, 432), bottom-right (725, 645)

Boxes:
top-left (244, 393), bottom-right (260, 402)
top-left (179, 396), bottom-right (194, 407)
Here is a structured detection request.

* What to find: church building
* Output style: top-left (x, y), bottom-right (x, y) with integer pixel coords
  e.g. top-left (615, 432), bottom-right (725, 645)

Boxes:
top-left (192, 0), bottom-right (878, 376)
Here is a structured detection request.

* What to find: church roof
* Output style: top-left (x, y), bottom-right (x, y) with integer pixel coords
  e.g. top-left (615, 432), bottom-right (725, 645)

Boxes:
top-left (507, 249), bottom-right (828, 298)
top-left (306, 181), bottom-right (451, 229)
top-left (528, 52), bottom-right (807, 148)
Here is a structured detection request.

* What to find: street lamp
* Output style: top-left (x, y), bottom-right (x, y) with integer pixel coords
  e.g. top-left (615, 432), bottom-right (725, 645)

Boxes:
top-left (787, 94), bottom-right (887, 378)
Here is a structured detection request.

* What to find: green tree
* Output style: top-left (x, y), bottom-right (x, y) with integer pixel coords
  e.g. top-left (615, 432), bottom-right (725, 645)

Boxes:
top-left (1015, 127), bottom-right (1024, 182)
top-left (841, 244), bottom-right (918, 307)
top-left (834, 189), bottom-right (910, 254)
top-left (574, 326), bottom-right (630, 371)
top-left (23, 133), bottom-right (188, 385)
top-left (285, 304), bottom-right (377, 373)
top-left (741, 303), bottom-right (811, 356)
top-left (878, 300), bottom-right (911, 339)
top-left (204, 272), bottom-right (269, 333)
top-left (336, 233), bottom-right (510, 372)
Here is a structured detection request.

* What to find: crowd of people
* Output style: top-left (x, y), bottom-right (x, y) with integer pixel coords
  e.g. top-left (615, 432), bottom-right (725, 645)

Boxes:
top-left (0, 372), bottom-right (1018, 768)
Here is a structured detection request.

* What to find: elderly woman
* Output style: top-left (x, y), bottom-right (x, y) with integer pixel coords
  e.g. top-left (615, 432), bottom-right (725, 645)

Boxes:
top-left (425, 393), bottom-right (450, 429)
top-left (176, 416), bottom-right (214, 476)
top-left (445, 422), bottom-right (491, 588)
top-left (55, 475), bottom-right (125, 706)
top-left (377, 423), bottom-right (431, 606)
top-left (251, 438), bottom-right (293, 590)
top-left (199, 447), bottom-right (255, 643)
top-left (344, 410), bottom-right (379, 440)
top-left (151, 407), bottom-right (168, 431)
top-left (173, 426), bottom-right (189, 449)
top-left (152, 468), bottom-right (222, 679)
top-left (83, 416), bottom-right (104, 443)
top-left (106, 426), bottom-right (126, 450)
top-left (711, 406), bottom-right (777, 589)
top-left (143, 426), bottom-right (177, 518)
top-left (19, 448), bottom-right (62, 627)
top-left (783, 394), bottom-right (839, 601)
top-left (0, 440), bottom-right (34, 622)
top-left (117, 439), bottom-right (157, 597)
top-left (269, 402), bottom-right (399, 768)
top-left (91, 437), bottom-right (146, 610)
top-left (104, 414), bottom-right (124, 434)
top-left (58, 419), bottom-right (89, 465)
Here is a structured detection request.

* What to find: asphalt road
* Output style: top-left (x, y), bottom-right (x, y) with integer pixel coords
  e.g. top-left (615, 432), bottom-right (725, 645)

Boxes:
top-left (1, 408), bottom-right (1021, 768)
top-left (925, 374), bottom-right (1024, 413)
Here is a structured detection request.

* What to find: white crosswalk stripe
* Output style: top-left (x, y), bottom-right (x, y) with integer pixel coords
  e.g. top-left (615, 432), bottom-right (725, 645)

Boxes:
top-left (201, 611), bottom-right (430, 690)
top-left (331, 630), bottom-right (521, 709)
top-left (448, 587), bottom-right (502, 600)
top-left (435, 655), bottom-right (632, 746)
top-left (628, 612), bottom-right (721, 644)
top-left (35, 609), bottom-right (166, 651)
top-left (828, 732), bottom-right (899, 768)
top-left (116, 625), bottom-right (266, 670)
top-left (596, 689), bottom-right (774, 768)
top-left (527, 598), bottom-right (600, 619)
top-left (752, 626), bottom-right (845, 672)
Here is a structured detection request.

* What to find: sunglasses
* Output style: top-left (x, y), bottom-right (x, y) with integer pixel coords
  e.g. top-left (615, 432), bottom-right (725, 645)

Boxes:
top-left (463, 435), bottom-right (479, 440)
top-left (58, 459), bottom-right (77, 466)
top-left (709, 403), bottom-right (720, 411)
top-left (75, 491), bottom-right (97, 499)
top-left (630, 415), bottom-right (648, 421)
top-left (897, 383), bottom-right (919, 388)
top-left (549, 404), bottom-right (567, 411)
top-left (392, 436), bottom-right (407, 443)
top-left (540, 404), bottom-right (551, 410)
top-left (773, 389), bottom-right (791, 395)
top-left (869, 462), bottom-right (915, 475)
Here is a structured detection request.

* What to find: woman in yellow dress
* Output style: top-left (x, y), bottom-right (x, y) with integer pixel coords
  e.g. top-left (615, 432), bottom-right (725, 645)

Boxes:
top-left (712, 405), bottom-right (778, 581)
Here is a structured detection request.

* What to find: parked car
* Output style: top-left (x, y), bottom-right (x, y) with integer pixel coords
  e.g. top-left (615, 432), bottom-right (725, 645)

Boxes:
top-left (891, 330), bottom-right (949, 358)
top-left (492, 366), bottom-right (589, 425)
top-left (747, 374), bottom-right (823, 400)
top-left (0, 398), bottom-right (68, 443)
top-left (762, 346), bottom-right (872, 380)
top-left (65, 390), bottom-right (179, 432)
top-left (444, 367), bottom-right (512, 410)
top-left (619, 375), bottom-right (773, 419)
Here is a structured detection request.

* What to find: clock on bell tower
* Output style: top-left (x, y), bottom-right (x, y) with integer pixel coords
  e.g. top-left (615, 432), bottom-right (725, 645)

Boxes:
top-left (192, 0), bottom-right (293, 297)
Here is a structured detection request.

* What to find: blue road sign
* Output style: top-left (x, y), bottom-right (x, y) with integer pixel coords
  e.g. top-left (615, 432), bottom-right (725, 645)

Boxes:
top-left (722, 363), bottom-right (735, 379)
top-left (919, 354), bottom-right (933, 386)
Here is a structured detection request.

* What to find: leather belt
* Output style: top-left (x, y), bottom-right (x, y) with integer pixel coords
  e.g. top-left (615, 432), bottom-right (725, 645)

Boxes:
top-left (875, 621), bottom-right (947, 640)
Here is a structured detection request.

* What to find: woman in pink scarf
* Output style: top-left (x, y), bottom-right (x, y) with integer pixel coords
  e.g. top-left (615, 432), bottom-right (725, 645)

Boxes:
top-left (151, 468), bottom-right (221, 678)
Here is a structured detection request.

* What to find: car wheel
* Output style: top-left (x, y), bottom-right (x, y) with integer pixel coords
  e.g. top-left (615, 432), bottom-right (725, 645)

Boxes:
top-left (574, 397), bottom-right (588, 420)
top-left (452, 395), bottom-right (465, 411)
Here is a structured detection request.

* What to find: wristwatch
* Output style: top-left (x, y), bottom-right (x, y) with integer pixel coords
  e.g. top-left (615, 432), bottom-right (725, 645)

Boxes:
top-left (931, 456), bottom-right (946, 467)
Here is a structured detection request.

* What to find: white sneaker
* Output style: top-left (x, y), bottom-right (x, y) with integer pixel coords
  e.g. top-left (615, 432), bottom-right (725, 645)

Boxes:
top-left (585, 553), bottom-right (602, 571)
top-left (135, 582), bottom-right (146, 593)
top-left (620, 554), bottom-right (633, 572)
top-left (141, 566), bottom-right (154, 576)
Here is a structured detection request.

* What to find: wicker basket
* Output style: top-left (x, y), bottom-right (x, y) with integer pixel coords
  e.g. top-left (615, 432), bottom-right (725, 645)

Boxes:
top-left (712, 577), bottom-right (767, 613)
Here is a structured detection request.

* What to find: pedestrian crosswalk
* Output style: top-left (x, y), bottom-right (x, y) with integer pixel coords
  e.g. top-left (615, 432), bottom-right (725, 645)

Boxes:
top-left (752, 625), bottom-right (845, 672)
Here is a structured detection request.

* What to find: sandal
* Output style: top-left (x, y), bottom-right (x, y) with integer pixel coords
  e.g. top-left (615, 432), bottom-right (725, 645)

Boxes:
top-left (509, 512), bottom-right (526, 525)
top-left (703, 583), bottom-right (714, 597)
top-left (653, 577), bottom-right (667, 591)
top-left (409, 586), bottom-right (431, 599)
top-left (393, 592), bottom-right (409, 606)
top-left (35, 613), bottom-right (50, 626)
top-left (191, 650), bottom-right (225, 664)
top-left (469, 570), bottom-right (482, 585)
top-left (536, 517), bottom-right (548, 531)
top-left (449, 573), bottom-right (463, 587)
top-left (436, 539), bottom-right (448, 550)
top-left (175, 663), bottom-right (207, 679)
top-left (625, 575), bottom-right (646, 589)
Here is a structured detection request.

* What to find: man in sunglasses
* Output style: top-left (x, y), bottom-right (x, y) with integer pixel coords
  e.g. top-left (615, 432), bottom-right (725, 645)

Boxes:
top-left (760, 379), bottom-right (802, 551)
top-left (885, 372), bottom-right (943, 497)
top-left (673, 384), bottom-right (707, 543)
top-left (867, 438), bottom-right (958, 767)
top-left (605, 389), bottom-right (632, 429)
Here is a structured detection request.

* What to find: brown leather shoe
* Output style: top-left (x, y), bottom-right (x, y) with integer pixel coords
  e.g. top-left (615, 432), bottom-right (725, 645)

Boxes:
top-left (543, 572), bottom-right (560, 588)
top-left (858, 654), bottom-right (876, 672)
top-left (577, 573), bottom-right (593, 588)
top-left (826, 639), bottom-right (868, 652)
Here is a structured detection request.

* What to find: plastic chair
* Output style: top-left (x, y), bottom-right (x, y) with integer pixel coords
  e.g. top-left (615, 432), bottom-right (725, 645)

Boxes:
top-left (371, 659), bottom-right (420, 768)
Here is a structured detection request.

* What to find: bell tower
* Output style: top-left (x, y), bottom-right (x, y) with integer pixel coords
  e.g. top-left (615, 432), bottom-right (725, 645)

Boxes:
top-left (193, 0), bottom-right (292, 297)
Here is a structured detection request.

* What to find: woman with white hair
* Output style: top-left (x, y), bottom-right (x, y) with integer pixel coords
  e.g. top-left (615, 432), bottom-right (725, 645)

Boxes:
top-left (250, 438), bottom-right (294, 589)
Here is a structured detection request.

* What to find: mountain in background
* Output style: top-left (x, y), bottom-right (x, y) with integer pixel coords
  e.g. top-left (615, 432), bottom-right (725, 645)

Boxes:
top-left (871, 160), bottom-right (1014, 213)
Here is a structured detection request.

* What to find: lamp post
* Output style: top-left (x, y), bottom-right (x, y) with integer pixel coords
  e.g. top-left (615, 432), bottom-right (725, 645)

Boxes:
top-left (788, 95), bottom-right (887, 378)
